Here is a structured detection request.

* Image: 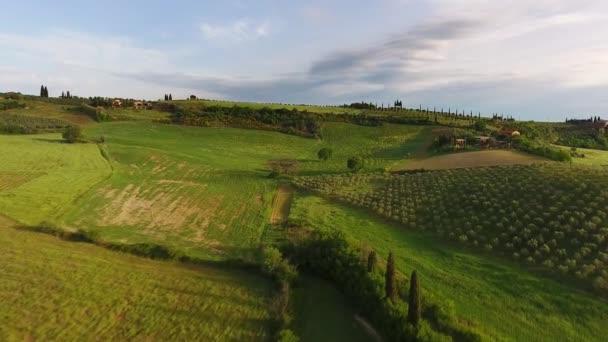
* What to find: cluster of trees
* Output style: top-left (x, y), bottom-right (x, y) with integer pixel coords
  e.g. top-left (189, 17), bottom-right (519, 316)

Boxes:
top-left (60, 91), bottom-right (73, 98)
top-left (164, 94), bottom-right (173, 101)
top-left (341, 102), bottom-right (377, 110)
top-left (293, 163), bottom-right (608, 294)
top-left (170, 106), bottom-right (321, 137)
top-left (566, 116), bottom-right (603, 124)
top-left (283, 229), bottom-right (480, 341)
top-left (512, 136), bottom-right (571, 162)
top-left (39, 85), bottom-right (49, 98)
top-left (0, 99), bottom-right (26, 111)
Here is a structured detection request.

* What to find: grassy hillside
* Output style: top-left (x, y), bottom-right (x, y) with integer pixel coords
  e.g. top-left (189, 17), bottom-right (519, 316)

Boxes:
top-left (172, 99), bottom-right (363, 115)
top-left (290, 194), bottom-right (608, 341)
top-left (0, 225), bottom-right (273, 341)
top-left (0, 134), bottom-right (111, 225)
top-left (57, 121), bottom-right (427, 259)
top-left (556, 145), bottom-right (608, 166)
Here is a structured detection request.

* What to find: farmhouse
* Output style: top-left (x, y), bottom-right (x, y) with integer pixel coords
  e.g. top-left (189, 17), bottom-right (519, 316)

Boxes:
top-left (498, 130), bottom-right (521, 136)
top-left (112, 99), bottom-right (122, 108)
top-left (476, 136), bottom-right (491, 148)
top-left (455, 138), bottom-right (466, 149)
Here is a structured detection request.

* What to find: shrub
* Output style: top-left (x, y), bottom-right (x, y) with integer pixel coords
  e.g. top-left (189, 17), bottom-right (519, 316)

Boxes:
top-left (317, 147), bottom-right (333, 161)
top-left (62, 126), bottom-right (82, 143)
top-left (347, 157), bottom-right (364, 172)
top-left (277, 329), bottom-right (299, 342)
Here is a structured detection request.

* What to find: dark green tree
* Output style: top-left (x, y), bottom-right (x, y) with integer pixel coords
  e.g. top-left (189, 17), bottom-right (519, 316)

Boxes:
top-left (62, 126), bottom-right (82, 143)
top-left (40, 85), bottom-right (44, 97)
top-left (44, 86), bottom-right (49, 97)
top-left (367, 250), bottom-right (377, 273)
top-left (385, 252), bottom-right (396, 302)
top-left (164, 94), bottom-right (168, 101)
top-left (61, 91), bottom-right (65, 98)
top-left (407, 270), bottom-right (421, 325)
top-left (474, 120), bottom-right (487, 132)
top-left (66, 91), bottom-right (71, 98)
top-left (169, 93), bottom-right (172, 101)
top-left (317, 147), bottom-right (333, 161)
top-left (347, 157), bottom-right (363, 172)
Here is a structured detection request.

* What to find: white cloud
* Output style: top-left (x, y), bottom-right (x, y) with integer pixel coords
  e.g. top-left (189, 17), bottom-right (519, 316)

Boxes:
top-left (199, 19), bottom-right (271, 42)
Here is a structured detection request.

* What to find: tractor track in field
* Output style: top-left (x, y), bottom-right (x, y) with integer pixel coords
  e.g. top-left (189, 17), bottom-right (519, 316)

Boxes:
top-left (269, 184), bottom-right (294, 225)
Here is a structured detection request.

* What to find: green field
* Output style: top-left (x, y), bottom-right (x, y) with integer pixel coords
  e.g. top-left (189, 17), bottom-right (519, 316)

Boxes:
top-left (58, 121), bottom-right (426, 259)
top-left (0, 134), bottom-right (111, 225)
top-left (556, 145), bottom-right (608, 166)
top-left (2, 98), bottom-right (608, 341)
top-left (0, 225), bottom-right (273, 341)
top-left (290, 194), bottom-right (608, 341)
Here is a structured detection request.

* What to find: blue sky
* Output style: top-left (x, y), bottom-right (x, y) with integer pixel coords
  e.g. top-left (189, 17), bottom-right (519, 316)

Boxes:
top-left (1, 0), bottom-right (608, 121)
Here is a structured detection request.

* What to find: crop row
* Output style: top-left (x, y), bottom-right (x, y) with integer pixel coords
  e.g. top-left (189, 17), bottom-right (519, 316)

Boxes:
top-left (0, 113), bottom-right (71, 134)
top-left (293, 164), bottom-right (608, 293)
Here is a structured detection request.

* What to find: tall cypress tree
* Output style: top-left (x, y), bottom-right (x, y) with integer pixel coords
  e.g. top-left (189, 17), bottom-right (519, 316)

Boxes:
top-left (61, 91), bottom-right (65, 98)
top-left (164, 94), bottom-right (168, 101)
top-left (40, 85), bottom-right (44, 97)
top-left (367, 250), bottom-right (377, 273)
top-left (67, 91), bottom-right (71, 98)
top-left (43, 86), bottom-right (48, 98)
top-left (407, 270), bottom-right (421, 325)
top-left (385, 252), bottom-right (396, 302)
top-left (169, 93), bottom-right (172, 101)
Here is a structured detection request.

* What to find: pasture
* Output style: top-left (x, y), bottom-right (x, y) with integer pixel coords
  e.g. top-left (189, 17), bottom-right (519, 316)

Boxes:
top-left (556, 145), bottom-right (608, 166)
top-left (0, 134), bottom-right (111, 225)
top-left (392, 149), bottom-right (546, 171)
top-left (57, 121), bottom-right (426, 259)
top-left (0, 226), bottom-right (273, 341)
top-left (289, 194), bottom-right (608, 341)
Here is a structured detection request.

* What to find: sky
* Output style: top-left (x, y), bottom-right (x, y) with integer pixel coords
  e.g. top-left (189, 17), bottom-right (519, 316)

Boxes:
top-left (1, 0), bottom-right (608, 121)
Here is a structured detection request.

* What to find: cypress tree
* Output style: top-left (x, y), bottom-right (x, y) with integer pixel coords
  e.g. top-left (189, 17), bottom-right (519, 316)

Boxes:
top-left (385, 252), bottom-right (396, 302)
top-left (44, 86), bottom-right (48, 98)
top-left (40, 85), bottom-right (44, 97)
top-left (164, 94), bottom-right (168, 101)
top-left (407, 270), bottom-right (421, 325)
top-left (61, 91), bottom-right (65, 98)
top-left (367, 250), bottom-right (377, 273)
top-left (169, 94), bottom-right (172, 101)
top-left (67, 91), bottom-right (71, 98)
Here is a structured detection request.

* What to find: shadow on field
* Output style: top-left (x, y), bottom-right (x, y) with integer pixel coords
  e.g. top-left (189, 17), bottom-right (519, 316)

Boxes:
top-left (33, 138), bottom-right (66, 144)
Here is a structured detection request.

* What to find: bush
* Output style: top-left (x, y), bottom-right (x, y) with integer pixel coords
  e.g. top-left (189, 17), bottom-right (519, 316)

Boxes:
top-left (317, 147), bottom-right (333, 161)
top-left (62, 126), bottom-right (82, 143)
top-left (347, 157), bottom-right (364, 172)
top-left (277, 329), bottom-right (299, 342)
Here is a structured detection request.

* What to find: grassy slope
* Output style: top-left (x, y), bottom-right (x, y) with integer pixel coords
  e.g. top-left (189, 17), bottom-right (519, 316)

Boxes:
top-left (59, 121), bottom-right (426, 259)
top-left (290, 194), bottom-right (608, 342)
top-left (0, 226), bottom-right (273, 341)
top-left (555, 145), bottom-right (608, 166)
top-left (0, 134), bottom-right (111, 225)
top-left (292, 277), bottom-right (374, 342)
top-left (172, 99), bottom-right (362, 114)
